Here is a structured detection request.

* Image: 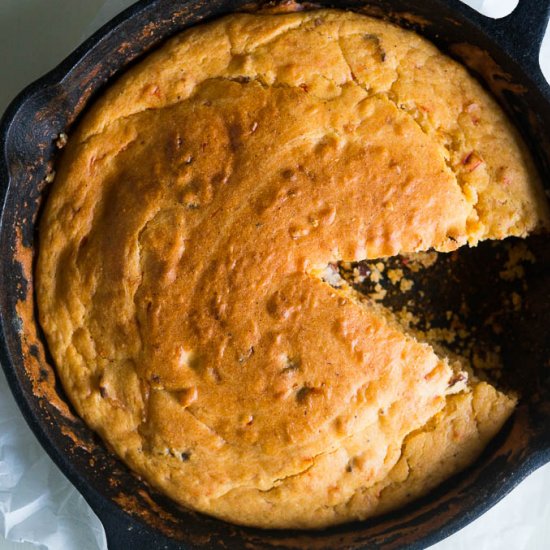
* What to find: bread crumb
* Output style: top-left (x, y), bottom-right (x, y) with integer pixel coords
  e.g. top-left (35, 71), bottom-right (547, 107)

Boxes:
top-left (56, 132), bottom-right (68, 149)
top-left (402, 251), bottom-right (438, 272)
top-left (511, 292), bottom-right (522, 311)
top-left (399, 278), bottom-right (413, 292)
top-left (387, 268), bottom-right (404, 284)
top-left (499, 242), bottom-right (535, 280)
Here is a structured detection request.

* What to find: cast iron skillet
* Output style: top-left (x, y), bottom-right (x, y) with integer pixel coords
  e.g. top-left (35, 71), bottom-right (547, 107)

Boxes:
top-left (1, 0), bottom-right (550, 548)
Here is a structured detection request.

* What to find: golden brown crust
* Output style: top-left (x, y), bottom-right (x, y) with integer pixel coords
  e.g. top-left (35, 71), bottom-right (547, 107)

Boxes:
top-left (37, 10), bottom-right (543, 528)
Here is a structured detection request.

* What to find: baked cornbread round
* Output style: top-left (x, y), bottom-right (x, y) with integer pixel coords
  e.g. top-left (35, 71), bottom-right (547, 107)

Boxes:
top-left (37, 9), bottom-right (548, 528)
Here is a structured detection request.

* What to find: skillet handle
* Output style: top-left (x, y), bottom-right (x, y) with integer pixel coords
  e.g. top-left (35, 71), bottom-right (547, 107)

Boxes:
top-left (479, 0), bottom-right (550, 71)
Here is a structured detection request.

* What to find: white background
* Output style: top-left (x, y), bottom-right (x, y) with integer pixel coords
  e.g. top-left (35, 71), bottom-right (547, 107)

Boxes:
top-left (0, 1), bottom-right (549, 549)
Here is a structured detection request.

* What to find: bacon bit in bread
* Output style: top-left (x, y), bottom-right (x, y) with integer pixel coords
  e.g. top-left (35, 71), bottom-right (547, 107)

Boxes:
top-left (462, 151), bottom-right (484, 172)
top-left (465, 102), bottom-right (481, 125)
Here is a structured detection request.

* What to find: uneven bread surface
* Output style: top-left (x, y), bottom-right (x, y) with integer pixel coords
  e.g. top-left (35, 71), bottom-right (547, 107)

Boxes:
top-left (37, 10), bottom-right (544, 528)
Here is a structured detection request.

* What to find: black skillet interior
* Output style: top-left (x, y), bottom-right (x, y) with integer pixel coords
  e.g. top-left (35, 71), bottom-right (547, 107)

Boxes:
top-left (1, 0), bottom-right (550, 549)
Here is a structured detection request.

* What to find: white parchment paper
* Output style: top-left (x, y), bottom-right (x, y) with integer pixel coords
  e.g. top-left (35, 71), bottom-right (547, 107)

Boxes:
top-left (0, 0), bottom-right (549, 548)
top-left (0, 370), bottom-right (107, 550)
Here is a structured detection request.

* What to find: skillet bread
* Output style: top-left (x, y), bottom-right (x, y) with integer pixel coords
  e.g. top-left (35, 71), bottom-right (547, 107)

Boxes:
top-left (37, 10), bottom-right (548, 528)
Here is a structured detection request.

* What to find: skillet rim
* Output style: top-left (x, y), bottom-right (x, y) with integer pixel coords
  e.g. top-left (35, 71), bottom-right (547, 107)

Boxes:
top-left (1, 0), bottom-right (550, 548)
